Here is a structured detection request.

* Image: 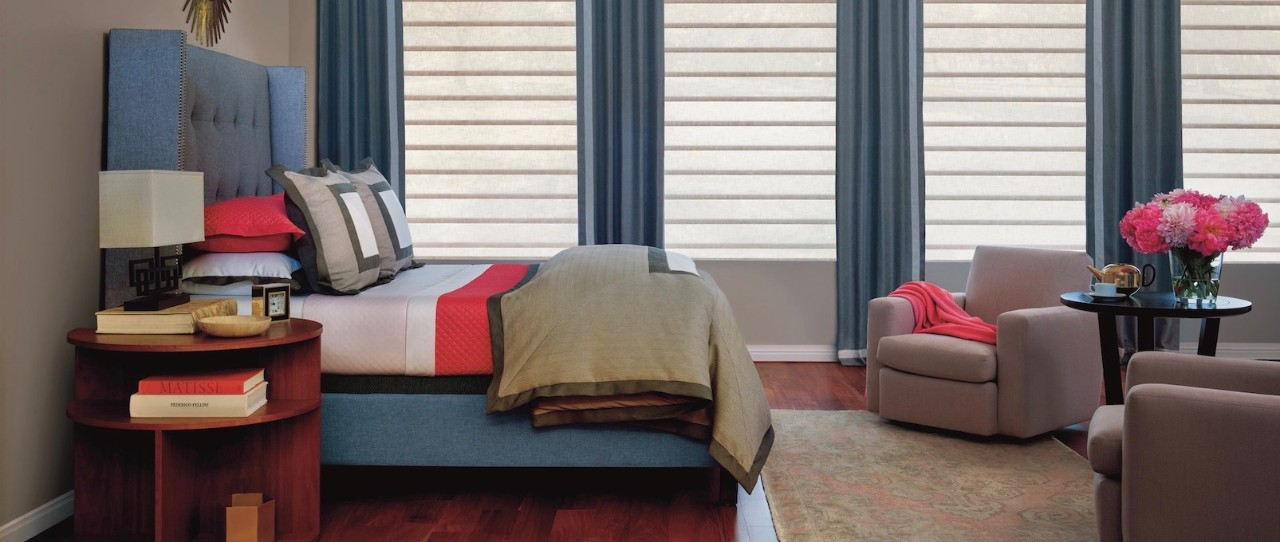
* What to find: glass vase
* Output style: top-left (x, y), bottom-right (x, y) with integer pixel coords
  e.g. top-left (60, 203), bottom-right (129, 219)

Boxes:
top-left (1169, 248), bottom-right (1224, 305)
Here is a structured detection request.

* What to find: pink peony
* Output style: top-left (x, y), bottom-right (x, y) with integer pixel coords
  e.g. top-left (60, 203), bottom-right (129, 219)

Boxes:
top-left (1120, 202), bottom-right (1171, 254)
top-left (1121, 190), bottom-right (1267, 255)
top-left (1157, 202), bottom-right (1197, 248)
top-left (1171, 189), bottom-right (1220, 209)
top-left (1188, 208), bottom-right (1231, 256)
top-left (1225, 198), bottom-right (1270, 249)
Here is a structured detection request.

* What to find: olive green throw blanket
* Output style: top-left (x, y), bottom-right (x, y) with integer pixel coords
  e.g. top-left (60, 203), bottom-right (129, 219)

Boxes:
top-left (486, 245), bottom-right (774, 491)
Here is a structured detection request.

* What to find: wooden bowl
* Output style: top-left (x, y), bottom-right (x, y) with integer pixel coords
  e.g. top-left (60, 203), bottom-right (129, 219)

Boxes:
top-left (197, 315), bottom-right (272, 338)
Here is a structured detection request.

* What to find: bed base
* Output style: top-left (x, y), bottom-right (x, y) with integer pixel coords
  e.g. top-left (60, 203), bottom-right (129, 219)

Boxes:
top-left (321, 393), bottom-right (737, 504)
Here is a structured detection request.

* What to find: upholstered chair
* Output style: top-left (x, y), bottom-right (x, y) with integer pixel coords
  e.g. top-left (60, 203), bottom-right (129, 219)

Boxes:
top-left (1088, 352), bottom-right (1280, 542)
top-left (866, 245), bottom-right (1101, 437)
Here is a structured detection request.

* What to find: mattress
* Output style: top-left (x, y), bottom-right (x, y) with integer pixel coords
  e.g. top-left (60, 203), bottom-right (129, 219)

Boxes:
top-left (197, 263), bottom-right (534, 376)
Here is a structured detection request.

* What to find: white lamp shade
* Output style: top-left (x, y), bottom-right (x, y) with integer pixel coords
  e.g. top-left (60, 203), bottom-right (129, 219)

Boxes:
top-left (99, 170), bottom-right (206, 248)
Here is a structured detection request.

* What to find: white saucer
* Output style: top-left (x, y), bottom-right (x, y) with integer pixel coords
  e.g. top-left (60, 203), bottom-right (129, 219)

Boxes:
top-left (1087, 292), bottom-right (1127, 301)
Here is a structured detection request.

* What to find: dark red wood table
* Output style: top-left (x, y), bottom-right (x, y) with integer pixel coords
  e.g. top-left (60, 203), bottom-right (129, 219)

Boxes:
top-left (1060, 292), bottom-right (1251, 405)
top-left (67, 319), bottom-right (322, 542)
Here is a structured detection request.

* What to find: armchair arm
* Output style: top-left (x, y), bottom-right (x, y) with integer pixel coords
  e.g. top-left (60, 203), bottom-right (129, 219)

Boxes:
top-left (1127, 352), bottom-right (1280, 396)
top-left (994, 305), bottom-right (1102, 437)
top-left (1122, 383), bottom-right (1280, 541)
top-left (865, 296), bottom-right (917, 412)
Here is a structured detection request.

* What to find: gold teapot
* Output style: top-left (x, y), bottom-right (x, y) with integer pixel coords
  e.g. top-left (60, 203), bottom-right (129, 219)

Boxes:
top-left (1087, 263), bottom-right (1156, 295)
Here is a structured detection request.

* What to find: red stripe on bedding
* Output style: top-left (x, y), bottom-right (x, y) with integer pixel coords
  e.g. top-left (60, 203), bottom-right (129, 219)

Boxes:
top-left (434, 264), bottom-right (531, 375)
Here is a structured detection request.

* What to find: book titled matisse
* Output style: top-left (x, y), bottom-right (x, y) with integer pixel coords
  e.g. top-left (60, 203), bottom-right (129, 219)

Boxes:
top-left (129, 381), bottom-right (268, 418)
top-left (138, 368), bottom-right (265, 395)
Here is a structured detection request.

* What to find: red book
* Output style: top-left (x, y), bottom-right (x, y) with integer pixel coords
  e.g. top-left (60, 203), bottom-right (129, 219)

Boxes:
top-left (138, 368), bottom-right (265, 395)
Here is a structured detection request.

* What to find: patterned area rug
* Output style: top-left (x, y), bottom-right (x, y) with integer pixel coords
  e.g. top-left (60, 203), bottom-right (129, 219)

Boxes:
top-left (764, 410), bottom-right (1096, 541)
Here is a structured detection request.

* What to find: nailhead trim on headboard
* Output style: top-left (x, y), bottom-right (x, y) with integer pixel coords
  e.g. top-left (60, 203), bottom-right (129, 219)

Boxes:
top-left (176, 32), bottom-right (189, 171)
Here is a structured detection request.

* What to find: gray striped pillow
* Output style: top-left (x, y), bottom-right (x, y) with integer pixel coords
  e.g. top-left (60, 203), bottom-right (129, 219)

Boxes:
top-left (324, 158), bottom-right (416, 278)
top-left (267, 165), bottom-right (380, 295)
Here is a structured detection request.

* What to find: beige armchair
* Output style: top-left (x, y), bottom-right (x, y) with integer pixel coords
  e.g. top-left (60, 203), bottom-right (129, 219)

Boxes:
top-left (1088, 352), bottom-right (1280, 542)
top-left (866, 245), bottom-right (1102, 437)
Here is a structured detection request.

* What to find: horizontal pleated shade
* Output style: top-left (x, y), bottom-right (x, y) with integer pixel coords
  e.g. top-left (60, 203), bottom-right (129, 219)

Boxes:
top-left (1181, 4), bottom-right (1280, 262)
top-left (921, 0), bottom-right (1087, 261)
top-left (663, 0), bottom-right (838, 261)
top-left (403, 0), bottom-right (578, 260)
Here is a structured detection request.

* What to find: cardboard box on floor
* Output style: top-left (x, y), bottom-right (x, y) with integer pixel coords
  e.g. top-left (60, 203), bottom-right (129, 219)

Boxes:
top-left (226, 493), bottom-right (274, 542)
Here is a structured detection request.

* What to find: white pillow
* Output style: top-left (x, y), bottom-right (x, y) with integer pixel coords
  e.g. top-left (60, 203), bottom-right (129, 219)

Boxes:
top-left (180, 280), bottom-right (259, 296)
top-left (181, 252), bottom-right (302, 296)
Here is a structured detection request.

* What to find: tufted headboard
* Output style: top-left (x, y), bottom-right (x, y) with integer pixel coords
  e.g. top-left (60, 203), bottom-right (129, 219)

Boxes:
top-left (105, 28), bottom-right (306, 204)
top-left (102, 29), bottom-right (306, 308)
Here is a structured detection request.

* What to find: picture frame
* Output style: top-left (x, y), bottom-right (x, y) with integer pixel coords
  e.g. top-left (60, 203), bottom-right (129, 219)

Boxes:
top-left (252, 283), bottom-right (291, 321)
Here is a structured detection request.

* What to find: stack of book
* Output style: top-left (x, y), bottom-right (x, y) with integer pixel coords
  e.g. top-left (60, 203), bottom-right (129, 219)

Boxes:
top-left (129, 368), bottom-right (268, 417)
top-left (96, 298), bottom-right (238, 334)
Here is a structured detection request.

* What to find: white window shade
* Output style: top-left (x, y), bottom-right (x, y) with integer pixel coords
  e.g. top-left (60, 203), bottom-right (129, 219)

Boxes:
top-left (402, 1), bottom-right (578, 260)
top-left (1181, 3), bottom-right (1280, 263)
top-left (923, 1), bottom-right (1087, 261)
top-left (663, 0), bottom-right (837, 260)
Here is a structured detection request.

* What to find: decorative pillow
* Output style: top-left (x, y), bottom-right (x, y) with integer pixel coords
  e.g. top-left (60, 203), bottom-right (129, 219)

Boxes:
top-left (324, 158), bottom-right (417, 279)
top-left (181, 252), bottom-right (303, 295)
top-left (266, 165), bottom-right (381, 295)
top-left (194, 233), bottom-right (294, 253)
top-left (189, 193), bottom-right (304, 252)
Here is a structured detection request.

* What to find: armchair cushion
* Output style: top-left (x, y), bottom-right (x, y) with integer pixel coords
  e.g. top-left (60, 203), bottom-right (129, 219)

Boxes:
top-left (877, 334), bottom-right (997, 383)
top-left (1127, 352), bottom-right (1280, 395)
top-left (1087, 405), bottom-right (1123, 477)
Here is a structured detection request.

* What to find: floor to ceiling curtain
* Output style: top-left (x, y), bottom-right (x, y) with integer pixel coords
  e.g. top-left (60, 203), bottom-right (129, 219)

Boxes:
top-left (576, 0), bottom-right (665, 247)
top-left (1086, 0), bottom-right (1182, 351)
top-left (835, 0), bottom-right (926, 365)
top-left (317, 0), bottom-right (406, 199)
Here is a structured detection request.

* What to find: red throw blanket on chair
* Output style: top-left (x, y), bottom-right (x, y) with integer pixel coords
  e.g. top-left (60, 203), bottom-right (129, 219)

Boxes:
top-left (888, 281), bottom-right (997, 344)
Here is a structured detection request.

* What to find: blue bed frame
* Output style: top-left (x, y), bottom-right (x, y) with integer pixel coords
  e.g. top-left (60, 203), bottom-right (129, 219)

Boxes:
top-left (104, 29), bottom-right (726, 493)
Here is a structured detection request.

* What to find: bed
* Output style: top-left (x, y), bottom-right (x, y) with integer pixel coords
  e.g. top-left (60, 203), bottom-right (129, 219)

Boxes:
top-left (103, 29), bottom-right (770, 501)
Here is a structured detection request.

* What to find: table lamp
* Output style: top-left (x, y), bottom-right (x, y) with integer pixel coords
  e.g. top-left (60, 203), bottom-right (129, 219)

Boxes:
top-left (99, 170), bottom-right (205, 311)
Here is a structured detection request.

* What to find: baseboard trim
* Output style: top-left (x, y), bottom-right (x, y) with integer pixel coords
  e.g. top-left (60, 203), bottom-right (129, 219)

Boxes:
top-left (1178, 342), bottom-right (1280, 360)
top-left (0, 491), bottom-right (72, 542)
top-left (748, 345), bottom-right (837, 362)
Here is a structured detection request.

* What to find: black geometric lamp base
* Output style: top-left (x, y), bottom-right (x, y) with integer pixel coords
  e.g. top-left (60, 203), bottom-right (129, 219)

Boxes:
top-left (121, 247), bottom-right (189, 312)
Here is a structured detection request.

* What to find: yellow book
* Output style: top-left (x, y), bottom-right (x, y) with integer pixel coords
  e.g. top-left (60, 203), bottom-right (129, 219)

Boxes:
top-left (95, 298), bottom-right (239, 334)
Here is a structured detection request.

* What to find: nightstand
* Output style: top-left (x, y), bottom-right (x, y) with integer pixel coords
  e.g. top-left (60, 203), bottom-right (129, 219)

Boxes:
top-left (66, 319), bottom-right (322, 542)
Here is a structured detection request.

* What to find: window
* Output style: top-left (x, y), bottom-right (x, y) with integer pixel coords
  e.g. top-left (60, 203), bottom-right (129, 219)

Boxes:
top-left (402, 1), bottom-right (578, 259)
top-left (1181, 3), bottom-right (1280, 262)
top-left (922, 1), bottom-right (1087, 261)
top-left (663, 1), bottom-right (837, 260)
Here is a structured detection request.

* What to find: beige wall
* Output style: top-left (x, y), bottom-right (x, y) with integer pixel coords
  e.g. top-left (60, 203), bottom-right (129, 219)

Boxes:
top-left (289, 0), bottom-right (318, 166)
top-left (703, 259), bottom-right (1278, 352)
top-left (0, 0), bottom-right (297, 527)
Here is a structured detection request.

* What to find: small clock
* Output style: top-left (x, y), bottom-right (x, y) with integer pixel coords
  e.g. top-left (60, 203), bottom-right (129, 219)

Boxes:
top-left (253, 283), bottom-right (291, 321)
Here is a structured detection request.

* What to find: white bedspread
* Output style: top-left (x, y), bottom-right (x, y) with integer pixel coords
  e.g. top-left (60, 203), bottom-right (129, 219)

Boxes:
top-left (200, 265), bottom-right (500, 375)
top-left (302, 264), bottom-right (495, 375)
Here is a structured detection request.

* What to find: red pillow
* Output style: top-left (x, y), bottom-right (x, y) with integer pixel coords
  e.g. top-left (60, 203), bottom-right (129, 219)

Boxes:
top-left (190, 194), bottom-right (304, 253)
top-left (192, 233), bottom-right (294, 253)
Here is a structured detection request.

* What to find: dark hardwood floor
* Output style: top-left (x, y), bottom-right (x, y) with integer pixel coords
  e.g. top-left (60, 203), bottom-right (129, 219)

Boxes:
top-left (33, 362), bottom-right (1107, 541)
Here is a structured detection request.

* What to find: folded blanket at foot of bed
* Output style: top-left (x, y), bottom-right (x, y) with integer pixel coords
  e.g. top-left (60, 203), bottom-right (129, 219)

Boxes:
top-left (486, 244), bottom-right (774, 491)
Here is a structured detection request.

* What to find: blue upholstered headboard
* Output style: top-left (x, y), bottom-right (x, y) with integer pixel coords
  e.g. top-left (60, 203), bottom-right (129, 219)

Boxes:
top-left (101, 29), bottom-right (307, 308)
top-left (105, 29), bottom-right (306, 205)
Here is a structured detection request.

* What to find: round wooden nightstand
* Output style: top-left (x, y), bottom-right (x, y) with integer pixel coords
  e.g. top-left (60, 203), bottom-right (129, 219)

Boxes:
top-left (66, 319), bottom-right (322, 542)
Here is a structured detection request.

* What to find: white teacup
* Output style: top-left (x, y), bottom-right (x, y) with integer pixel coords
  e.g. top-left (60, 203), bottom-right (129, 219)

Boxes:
top-left (1091, 282), bottom-right (1118, 296)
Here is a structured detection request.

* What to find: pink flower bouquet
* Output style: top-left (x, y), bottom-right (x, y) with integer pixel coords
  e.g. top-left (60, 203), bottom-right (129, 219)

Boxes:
top-left (1119, 189), bottom-right (1269, 302)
